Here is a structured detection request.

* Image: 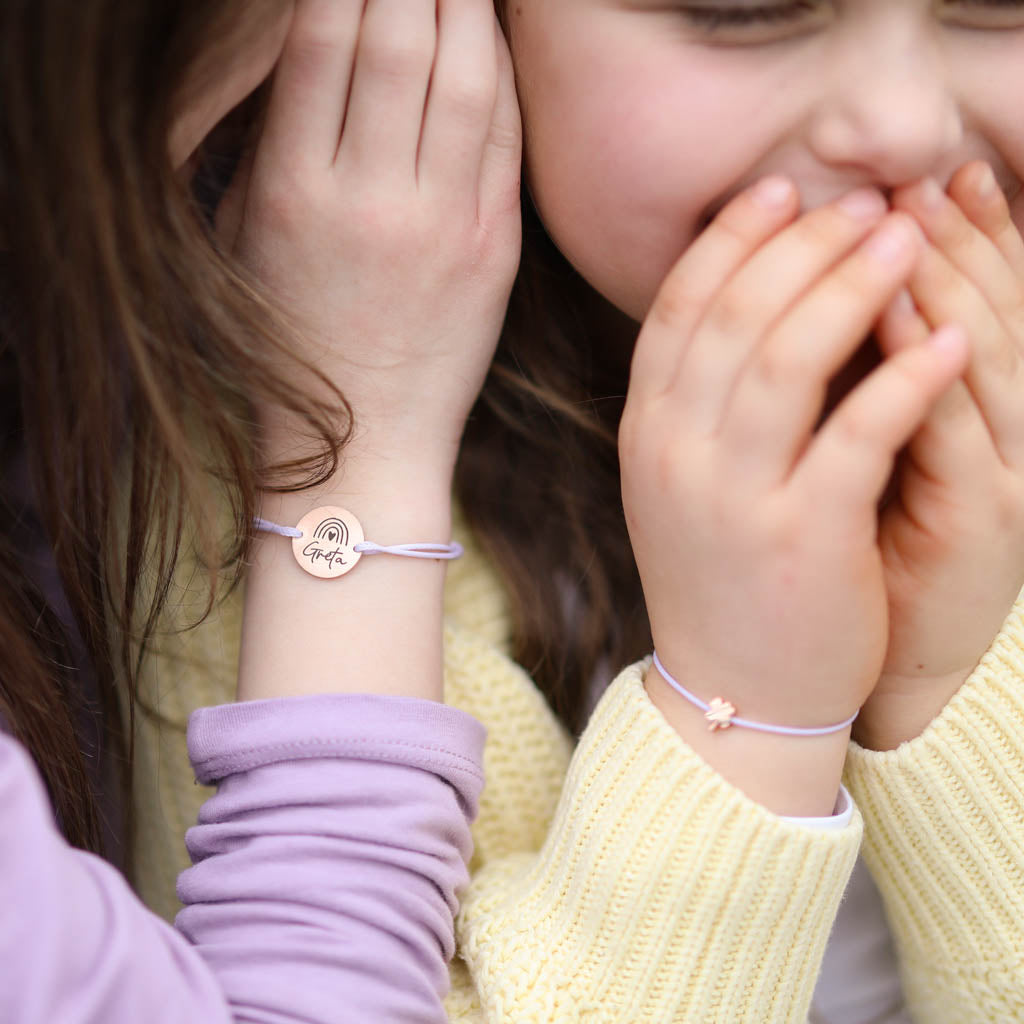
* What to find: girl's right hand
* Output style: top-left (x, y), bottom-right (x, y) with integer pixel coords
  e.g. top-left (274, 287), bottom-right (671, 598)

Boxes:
top-left (620, 182), bottom-right (970, 732)
top-left (220, 0), bottom-right (522, 468)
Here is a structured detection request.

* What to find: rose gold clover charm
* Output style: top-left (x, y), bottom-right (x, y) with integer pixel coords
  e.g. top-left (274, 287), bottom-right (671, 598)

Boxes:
top-left (705, 698), bottom-right (737, 732)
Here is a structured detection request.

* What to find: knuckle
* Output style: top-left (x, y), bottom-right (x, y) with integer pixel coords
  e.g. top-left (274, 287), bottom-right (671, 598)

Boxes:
top-left (704, 206), bottom-right (767, 258)
top-left (361, 33), bottom-right (434, 82)
top-left (288, 10), bottom-right (355, 65)
top-left (831, 400), bottom-right (881, 450)
top-left (437, 72), bottom-right (496, 122)
top-left (705, 287), bottom-right (754, 340)
top-left (798, 209), bottom-right (853, 254)
top-left (651, 274), bottom-right (701, 332)
top-left (753, 339), bottom-right (814, 392)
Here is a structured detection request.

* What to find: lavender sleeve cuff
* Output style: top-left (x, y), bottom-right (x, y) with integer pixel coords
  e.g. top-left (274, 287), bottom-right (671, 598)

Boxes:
top-left (188, 692), bottom-right (486, 796)
top-left (2, 694), bottom-right (485, 1024)
top-left (177, 693), bottom-right (486, 1023)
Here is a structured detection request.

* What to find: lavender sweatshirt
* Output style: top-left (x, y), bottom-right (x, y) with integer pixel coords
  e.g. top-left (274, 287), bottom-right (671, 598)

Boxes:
top-left (0, 693), bottom-right (486, 1023)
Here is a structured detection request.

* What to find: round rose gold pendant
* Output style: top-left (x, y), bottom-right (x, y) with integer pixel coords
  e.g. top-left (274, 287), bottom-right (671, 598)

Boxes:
top-left (291, 507), bottom-right (365, 579)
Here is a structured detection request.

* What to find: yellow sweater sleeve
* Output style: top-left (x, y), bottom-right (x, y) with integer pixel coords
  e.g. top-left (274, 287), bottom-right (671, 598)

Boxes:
top-left (444, 647), bottom-right (862, 1022)
top-left (130, 511), bottom-right (864, 1021)
top-left (844, 595), bottom-right (1024, 1023)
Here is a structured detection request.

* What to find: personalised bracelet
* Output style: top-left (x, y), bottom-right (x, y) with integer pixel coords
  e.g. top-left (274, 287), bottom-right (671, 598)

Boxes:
top-left (651, 651), bottom-right (859, 736)
top-left (254, 506), bottom-right (463, 579)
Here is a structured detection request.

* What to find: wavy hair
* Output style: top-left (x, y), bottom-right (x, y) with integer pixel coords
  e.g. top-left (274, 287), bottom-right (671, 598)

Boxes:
top-left (0, 0), bottom-right (345, 854)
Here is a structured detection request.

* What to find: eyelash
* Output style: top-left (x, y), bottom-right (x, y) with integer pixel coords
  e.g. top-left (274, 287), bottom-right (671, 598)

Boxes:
top-left (680, 2), bottom-right (814, 29)
top-left (680, 1), bottom-right (1024, 31)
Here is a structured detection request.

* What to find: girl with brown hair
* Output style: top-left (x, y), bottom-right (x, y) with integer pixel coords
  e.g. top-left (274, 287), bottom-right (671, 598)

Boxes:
top-left (145, 0), bottom-right (1024, 1021)
top-left (1, 0), bottom-right (517, 1019)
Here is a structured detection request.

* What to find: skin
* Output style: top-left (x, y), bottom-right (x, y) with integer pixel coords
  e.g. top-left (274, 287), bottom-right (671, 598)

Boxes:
top-left (176, 0), bottom-right (523, 717)
top-left (507, 0), bottom-right (1024, 318)
top-left (504, 0), bottom-right (1024, 776)
top-left (170, 1), bottom-right (1024, 813)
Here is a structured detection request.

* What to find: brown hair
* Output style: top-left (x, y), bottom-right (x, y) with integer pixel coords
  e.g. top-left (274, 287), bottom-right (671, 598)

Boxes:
top-left (1, 0), bottom-right (647, 878)
top-left (0, 0), bottom-right (344, 854)
top-left (456, 0), bottom-right (651, 734)
top-left (456, 199), bottom-right (651, 735)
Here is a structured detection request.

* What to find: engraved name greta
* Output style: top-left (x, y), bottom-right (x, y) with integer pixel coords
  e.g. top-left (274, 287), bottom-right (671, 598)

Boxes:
top-left (301, 541), bottom-right (348, 571)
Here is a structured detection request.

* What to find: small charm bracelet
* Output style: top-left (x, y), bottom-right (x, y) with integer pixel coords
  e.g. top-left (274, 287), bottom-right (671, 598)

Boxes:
top-left (254, 506), bottom-right (463, 580)
top-left (651, 651), bottom-right (859, 736)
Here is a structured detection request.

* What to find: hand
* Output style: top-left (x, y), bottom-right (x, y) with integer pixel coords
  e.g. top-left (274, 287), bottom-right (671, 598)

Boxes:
top-left (856, 164), bottom-right (1024, 749)
top-left (621, 181), bottom-right (969, 735)
top-left (218, 0), bottom-right (522, 469)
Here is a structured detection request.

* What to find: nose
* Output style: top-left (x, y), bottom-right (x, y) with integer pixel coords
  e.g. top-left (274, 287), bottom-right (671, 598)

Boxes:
top-left (807, 36), bottom-right (964, 188)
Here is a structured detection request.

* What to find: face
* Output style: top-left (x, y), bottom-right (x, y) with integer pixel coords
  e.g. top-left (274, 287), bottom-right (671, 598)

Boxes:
top-left (168, 1), bottom-right (295, 171)
top-left (507, 0), bottom-right (1024, 321)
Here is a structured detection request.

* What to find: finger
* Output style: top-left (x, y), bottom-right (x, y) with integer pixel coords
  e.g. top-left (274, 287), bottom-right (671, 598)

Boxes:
top-left (419, 0), bottom-right (498, 204)
top-left (673, 189), bottom-right (890, 433)
top-left (796, 327), bottom-right (970, 512)
top-left (947, 161), bottom-right (1024, 284)
top-left (906, 243), bottom-right (1024, 464)
top-left (876, 289), bottom-right (930, 356)
top-left (628, 177), bottom-right (799, 406)
top-left (894, 173), bottom-right (1024, 339)
top-left (876, 290), bottom-right (992, 484)
top-left (720, 214), bottom-right (922, 486)
top-left (261, 0), bottom-right (362, 169)
top-left (338, 0), bottom-right (438, 178)
top-left (477, 18), bottom-right (522, 225)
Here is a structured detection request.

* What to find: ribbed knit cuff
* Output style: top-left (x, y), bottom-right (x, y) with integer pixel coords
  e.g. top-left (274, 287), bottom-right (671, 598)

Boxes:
top-left (458, 662), bottom-right (862, 1023)
top-left (845, 597), bottom-right (1024, 1022)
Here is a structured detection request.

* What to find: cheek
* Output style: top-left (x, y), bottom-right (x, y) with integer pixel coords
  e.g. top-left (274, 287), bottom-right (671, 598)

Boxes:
top-left (519, 47), bottom-right (787, 320)
top-left (525, 82), bottom-right (706, 319)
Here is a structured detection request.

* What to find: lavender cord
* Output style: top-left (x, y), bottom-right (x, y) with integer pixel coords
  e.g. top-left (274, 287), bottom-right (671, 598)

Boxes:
top-left (651, 651), bottom-right (859, 736)
top-left (253, 518), bottom-right (463, 561)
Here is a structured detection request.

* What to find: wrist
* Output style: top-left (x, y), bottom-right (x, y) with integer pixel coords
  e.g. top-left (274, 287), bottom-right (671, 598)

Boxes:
top-left (259, 404), bottom-right (465, 482)
top-left (644, 665), bottom-right (849, 818)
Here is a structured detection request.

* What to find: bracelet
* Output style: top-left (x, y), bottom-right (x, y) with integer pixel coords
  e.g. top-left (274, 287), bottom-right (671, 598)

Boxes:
top-left (651, 651), bottom-right (859, 736)
top-left (254, 506), bottom-right (463, 579)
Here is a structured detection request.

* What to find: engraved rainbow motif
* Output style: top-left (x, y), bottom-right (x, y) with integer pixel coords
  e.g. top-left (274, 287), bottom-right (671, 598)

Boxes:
top-left (313, 518), bottom-right (349, 547)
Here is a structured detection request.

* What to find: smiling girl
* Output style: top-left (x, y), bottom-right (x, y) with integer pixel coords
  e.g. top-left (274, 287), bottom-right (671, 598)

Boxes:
top-left (129, 1), bottom-right (1024, 1021)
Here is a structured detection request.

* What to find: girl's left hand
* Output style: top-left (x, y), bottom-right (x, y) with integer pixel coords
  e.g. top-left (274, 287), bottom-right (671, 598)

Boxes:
top-left (857, 163), bottom-right (1024, 749)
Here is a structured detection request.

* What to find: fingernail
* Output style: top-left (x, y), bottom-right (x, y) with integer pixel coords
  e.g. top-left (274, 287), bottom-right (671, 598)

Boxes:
top-left (867, 222), bottom-right (913, 263)
top-left (919, 177), bottom-right (945, 211)
top-left (976, 165), bottom-right (998, 201)
top-left (752, 176), bottom-right (795, 208)
top-left (838, 188), bottom-right (888, 220)
top-left (928, 324), bottom-right (968, 356)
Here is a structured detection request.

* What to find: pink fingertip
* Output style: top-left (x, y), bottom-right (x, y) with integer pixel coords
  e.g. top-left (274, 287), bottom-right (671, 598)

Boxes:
top-left (752, 176), bottom-right (795, 209)
top-left (928, 324), bottom-right (969, 358)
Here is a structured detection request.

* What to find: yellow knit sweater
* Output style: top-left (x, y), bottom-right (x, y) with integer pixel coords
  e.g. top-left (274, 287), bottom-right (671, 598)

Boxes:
top-left (131, 513), bottom-right (1024, 1022)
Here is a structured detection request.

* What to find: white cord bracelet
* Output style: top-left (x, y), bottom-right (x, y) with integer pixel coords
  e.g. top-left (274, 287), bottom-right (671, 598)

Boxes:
top-left (254, 506), bottom-right (463, 579)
